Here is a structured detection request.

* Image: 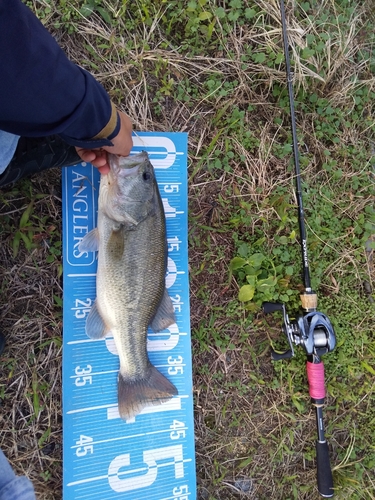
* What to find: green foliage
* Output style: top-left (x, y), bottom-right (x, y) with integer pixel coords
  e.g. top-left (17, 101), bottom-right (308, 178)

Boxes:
top-left (79, 0), bottom-right (112, 23)
top-left (229, 247), bottom-right (299, 310)
top-left (158, 0), bottom-right (263, 50)
top-left (0, 184), bottom-right (63, 274)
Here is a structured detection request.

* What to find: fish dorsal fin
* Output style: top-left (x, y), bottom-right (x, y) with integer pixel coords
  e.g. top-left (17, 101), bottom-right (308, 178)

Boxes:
top-left (78, 228), bottom-right (99, 253)
top-left (150, 289), bottom-right (176, 332)
top-left (86, 300), bottom-right (107, 339)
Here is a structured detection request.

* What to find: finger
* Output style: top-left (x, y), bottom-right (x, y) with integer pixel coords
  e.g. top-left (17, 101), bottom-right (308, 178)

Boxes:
top-left (90, 155), bottom-right (108, 168)
top-left (98, 164), bottom-right (110, 175)
top-left (76, 149), bottom-right (96, 162)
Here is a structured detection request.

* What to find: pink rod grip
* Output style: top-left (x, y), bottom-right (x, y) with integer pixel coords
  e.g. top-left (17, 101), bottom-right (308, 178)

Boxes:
top-left (306, 361), bottom-right (326, 400)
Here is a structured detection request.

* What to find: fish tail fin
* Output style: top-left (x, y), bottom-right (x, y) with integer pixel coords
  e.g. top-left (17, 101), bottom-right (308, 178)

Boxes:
top-left (118, 365), bottom-right (178, 420)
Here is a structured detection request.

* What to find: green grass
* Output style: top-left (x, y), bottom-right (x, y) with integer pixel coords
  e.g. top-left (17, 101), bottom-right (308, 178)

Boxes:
top-left (0, 0), bottom-right (374, 498)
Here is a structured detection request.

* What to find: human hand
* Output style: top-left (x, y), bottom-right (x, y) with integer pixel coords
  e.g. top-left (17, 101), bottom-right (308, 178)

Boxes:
top-left (75, 110), bottom-right (133, 174)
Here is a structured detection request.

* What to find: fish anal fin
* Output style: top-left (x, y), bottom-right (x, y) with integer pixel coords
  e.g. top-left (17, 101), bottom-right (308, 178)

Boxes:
top-left (118, 364), bottom-right (178, 420)
top-left (78, 228), bottom-right (99, 252)
top-left (86, 300), bottom-right (107, 339)
top-left (150, 289), bottom-right (176, 332)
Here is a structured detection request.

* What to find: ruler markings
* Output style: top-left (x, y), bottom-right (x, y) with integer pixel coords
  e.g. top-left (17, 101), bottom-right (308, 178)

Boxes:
top-left (63, 132), bottom-right (195, 499)
top-left (68, 459), bottom-right (193, 488)
top-left (67, 394), bottom-right (190, 415)
top-left (70, 427), bottom-right (189, 449)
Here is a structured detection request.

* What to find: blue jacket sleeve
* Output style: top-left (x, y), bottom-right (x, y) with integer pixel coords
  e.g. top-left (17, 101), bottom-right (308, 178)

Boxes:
top-left (0, 0), bottom-right (120, 148)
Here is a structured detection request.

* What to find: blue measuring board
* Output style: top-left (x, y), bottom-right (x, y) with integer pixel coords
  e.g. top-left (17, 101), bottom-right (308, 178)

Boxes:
top-left (62, 132), bottom-right (196, 499)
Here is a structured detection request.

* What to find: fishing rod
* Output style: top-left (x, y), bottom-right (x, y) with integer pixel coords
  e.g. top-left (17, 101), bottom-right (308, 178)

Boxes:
top-left (262, 0), bottom-right (336, 497)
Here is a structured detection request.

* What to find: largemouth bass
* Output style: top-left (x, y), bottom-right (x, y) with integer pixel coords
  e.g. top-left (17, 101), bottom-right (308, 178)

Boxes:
top-left (79, 151), bottom-right (177, 419)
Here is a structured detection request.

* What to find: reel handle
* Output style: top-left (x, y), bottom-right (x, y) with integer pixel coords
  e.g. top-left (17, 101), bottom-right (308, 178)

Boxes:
top-left (262, 302), bottom-right (284, 314)
top-left (263, 301), bottom-right (295, 359)
top-left (316, 440), bottom-right (334, 497)
top-left (271, 348), bottom-right (293, 361)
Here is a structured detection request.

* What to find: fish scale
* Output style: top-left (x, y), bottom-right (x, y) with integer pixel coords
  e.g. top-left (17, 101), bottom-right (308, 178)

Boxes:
top-left (99, 217), bottom-right (165, 334)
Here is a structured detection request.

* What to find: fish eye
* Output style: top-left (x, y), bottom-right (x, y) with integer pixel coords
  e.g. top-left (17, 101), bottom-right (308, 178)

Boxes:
top-left (142, 172), bottom-right (151, 181)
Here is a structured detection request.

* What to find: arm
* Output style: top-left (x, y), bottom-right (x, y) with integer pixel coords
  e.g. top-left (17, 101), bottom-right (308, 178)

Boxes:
top-left (0, 0), bottom-right (132, 162)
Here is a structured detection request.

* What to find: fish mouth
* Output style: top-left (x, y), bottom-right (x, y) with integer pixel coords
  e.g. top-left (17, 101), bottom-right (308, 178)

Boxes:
top-left (109, 151), bottom-right (150, 177)
top-left (120, 151), bottom-right (149, 168)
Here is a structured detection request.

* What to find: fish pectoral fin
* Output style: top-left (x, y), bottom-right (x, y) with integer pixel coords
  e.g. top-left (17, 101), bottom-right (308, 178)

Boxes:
top-left (86, 300), bottom-right (108, 339)
top-left (78, 228), bottom-right (99, 252)
top-left (150, 288), bottom-right (176, 332)
top-left (118, 365), bottom-right (178, 420)
top-left (107, 226), bottom-right (125, 260)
